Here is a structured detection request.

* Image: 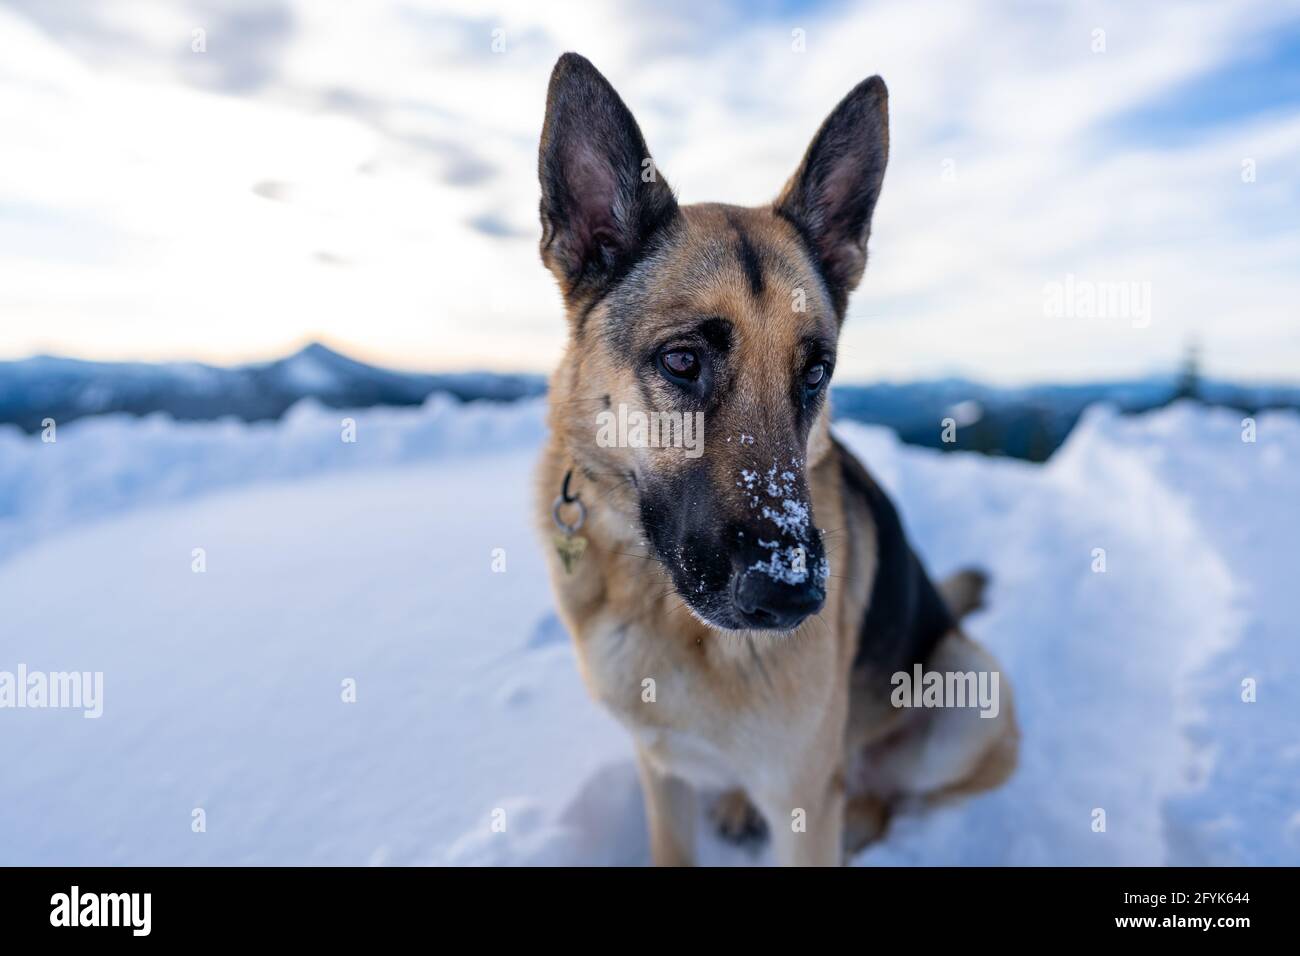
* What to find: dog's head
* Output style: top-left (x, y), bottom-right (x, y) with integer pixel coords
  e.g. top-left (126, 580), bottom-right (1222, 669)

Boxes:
top-left (539, 53), bottom-right (888, 633)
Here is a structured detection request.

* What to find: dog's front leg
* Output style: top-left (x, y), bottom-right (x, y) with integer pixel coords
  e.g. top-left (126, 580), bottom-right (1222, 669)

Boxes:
top-left (755, 774), bottom-right (846, 867)
top-left (635, 748), bottom-right (697, 866)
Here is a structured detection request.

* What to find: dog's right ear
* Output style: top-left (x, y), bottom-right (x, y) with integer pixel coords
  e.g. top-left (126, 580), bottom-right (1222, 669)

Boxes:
top-left (538, 53), bottom-right (678, 303)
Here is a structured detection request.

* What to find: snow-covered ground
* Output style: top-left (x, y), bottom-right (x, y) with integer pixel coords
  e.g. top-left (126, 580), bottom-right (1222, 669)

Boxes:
top-left (0, 398), bottom-right (1296, 865)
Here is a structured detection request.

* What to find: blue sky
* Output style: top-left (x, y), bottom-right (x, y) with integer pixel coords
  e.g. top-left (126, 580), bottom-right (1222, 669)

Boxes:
top-left (1, 0), bottom-right (1297, 384)
top-left (1109, 21), bottom-right (1300, 141)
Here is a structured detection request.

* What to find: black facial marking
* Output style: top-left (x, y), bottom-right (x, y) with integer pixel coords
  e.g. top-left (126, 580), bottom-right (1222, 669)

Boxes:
top-left (637, 465), bottom-right (737, 618)
top-left (800, 333), bottom-right (834, 364)
top-left (696, 317), bottom-right (733, 353)
top-left (730, 218), bottom-right (765, 297)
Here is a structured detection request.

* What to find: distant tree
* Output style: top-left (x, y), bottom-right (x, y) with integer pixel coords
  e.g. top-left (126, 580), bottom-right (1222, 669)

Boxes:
top-left (1173, 342), bottom-right (1202, 403)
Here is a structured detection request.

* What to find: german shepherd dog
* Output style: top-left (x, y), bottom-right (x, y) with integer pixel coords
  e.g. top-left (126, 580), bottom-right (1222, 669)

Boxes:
top-left (535, 53), bottom-right (1018, 866)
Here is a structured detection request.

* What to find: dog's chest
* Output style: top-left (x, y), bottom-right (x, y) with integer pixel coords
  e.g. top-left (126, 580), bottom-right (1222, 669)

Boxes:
top-left (571, 607), bottom-right (832, 791)
top-left (576, 614), bottom-right (742, 785)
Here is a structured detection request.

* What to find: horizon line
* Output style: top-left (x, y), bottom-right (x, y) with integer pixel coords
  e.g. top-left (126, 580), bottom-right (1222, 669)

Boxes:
top-left (3, 340), bottom-right (1298, 391)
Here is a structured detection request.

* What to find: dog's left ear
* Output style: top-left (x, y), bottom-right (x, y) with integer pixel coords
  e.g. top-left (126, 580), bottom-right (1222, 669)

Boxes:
top-left (775, 76), bottom-right (889, 316)
top-left (538, 53), bottom-right (678, 304)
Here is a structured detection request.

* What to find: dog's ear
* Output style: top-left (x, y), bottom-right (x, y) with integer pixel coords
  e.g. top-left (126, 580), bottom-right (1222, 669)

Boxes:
top-left (538, 53), bottom-right (678, 303)
top-left (775, 76), bottom-right (889, 316)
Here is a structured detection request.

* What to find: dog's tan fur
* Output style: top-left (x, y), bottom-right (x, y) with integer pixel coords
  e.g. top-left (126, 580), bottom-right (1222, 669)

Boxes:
top-left (534, 54), bottom-right (1018, 865)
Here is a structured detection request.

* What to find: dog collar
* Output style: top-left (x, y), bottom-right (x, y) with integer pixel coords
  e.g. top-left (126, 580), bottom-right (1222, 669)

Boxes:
top-left (552, 469), bottom-right (587, 573)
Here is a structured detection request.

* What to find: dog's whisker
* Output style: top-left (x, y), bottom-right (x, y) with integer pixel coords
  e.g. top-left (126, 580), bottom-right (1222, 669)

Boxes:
top-left (608, 550), bottom-right (659, 563)
top-left (550, 395), bottom-right (612, 405)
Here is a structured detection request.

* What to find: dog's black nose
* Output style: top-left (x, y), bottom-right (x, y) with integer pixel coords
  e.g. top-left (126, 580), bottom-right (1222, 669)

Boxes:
top-left (731, 568), bottom-right (825, 631)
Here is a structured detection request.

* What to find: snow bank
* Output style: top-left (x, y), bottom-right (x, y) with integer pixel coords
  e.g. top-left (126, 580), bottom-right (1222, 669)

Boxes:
top-left (0, 399), bottom-right (1295, 865)
top-left (0, 395), bottom-right (545, 563)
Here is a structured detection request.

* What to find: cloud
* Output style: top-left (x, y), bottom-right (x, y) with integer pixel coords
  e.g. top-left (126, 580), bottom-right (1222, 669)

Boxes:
top-left (1, 0), bottom-right (1297, 383)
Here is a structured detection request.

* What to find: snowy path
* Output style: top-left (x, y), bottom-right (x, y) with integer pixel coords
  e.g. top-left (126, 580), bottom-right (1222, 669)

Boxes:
top-left (0, 401), bottom-right (1295, 864)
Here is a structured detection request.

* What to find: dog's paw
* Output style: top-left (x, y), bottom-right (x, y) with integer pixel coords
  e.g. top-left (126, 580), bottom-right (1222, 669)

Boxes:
top-left (708, 790), bottom-right (768, 846)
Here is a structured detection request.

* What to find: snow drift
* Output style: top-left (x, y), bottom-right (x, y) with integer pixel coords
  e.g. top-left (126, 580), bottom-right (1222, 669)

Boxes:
top-left (0, 397), bottom-right (1295, 865)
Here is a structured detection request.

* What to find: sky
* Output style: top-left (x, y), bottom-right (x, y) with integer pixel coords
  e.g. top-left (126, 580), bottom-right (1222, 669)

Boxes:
top-left (1, 0), bottom-right (1298, 385)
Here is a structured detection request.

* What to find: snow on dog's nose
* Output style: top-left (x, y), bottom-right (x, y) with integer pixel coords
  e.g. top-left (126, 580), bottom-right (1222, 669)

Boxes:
top-left (726, 460), bottom-right (827, 630)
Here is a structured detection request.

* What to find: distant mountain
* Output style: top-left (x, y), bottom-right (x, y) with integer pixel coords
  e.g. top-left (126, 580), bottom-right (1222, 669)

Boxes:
top-left (4, 344), bottom-right (1297, 461)
top-left (831, 376), bottom-right (1300, 461)
top-left (0, 343), bottom-right (547, 433)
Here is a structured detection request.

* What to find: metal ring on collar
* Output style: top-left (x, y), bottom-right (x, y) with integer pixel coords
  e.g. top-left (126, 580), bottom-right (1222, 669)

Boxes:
top-left (553, 495), bottom-right (586, 535)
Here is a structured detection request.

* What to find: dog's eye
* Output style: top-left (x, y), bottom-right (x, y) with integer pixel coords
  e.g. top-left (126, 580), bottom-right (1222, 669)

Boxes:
top-left (659, 349), bottom-right (701, 383)
top-left (804, 362), bottom-right (827, 391)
